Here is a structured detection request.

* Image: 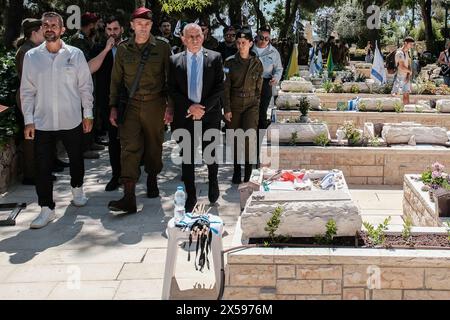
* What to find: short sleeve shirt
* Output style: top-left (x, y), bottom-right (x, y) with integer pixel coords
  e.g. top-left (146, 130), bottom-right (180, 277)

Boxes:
top-left (395, 49), bottom-right (409, 77)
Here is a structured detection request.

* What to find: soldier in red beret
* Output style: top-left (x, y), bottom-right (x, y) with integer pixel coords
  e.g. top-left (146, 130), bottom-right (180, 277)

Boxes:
top-left (108, 7), bottom-right (172, 214)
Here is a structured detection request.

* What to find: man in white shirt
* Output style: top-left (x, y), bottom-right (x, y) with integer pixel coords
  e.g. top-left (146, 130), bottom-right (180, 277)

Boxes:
top-left (20, 12), bottom-right (94, 229)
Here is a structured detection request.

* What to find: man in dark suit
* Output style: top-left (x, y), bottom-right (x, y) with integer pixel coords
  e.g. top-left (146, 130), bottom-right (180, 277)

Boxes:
top-left (167, 23), bottom-right (224, 212)
top-left (88, 16), bottom-right (125, 191)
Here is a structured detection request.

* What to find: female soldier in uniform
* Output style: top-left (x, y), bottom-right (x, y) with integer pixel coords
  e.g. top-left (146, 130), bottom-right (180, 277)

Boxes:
top-left (223, 28), bottom-right (263, 184)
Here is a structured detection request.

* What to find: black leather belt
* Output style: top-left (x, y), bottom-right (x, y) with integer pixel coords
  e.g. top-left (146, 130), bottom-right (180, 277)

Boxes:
top-left (231, 91), bottom-right (256, 98)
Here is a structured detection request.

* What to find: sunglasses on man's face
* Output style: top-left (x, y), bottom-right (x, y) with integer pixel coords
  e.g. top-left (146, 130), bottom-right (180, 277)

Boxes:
top-left (259, 35), bottom-right (270, 41)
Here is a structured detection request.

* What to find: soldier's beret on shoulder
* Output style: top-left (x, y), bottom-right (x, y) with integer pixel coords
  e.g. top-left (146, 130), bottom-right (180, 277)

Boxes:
top-left (132, 7), bottom-right (153, 20)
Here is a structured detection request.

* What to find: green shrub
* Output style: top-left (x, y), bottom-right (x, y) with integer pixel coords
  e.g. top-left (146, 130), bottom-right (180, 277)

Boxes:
top-left (313, 132), bottom-right (330, 147)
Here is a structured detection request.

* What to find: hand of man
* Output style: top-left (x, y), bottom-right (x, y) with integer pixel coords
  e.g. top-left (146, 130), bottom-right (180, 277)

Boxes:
top-left (24, 124), bottom-right (35, 140)
top-left (224, 112), bottom-right (232, 122)
top-left (83, 118), bottom-right (93, 133)
top-left (186, 104), bottom-right (205, 120)
top-left (110, 107), bottom-right (118, 127)
top-left (269, 78), bottom-right (277, 86)
top-left (105, 37), bottom-right (115, 51)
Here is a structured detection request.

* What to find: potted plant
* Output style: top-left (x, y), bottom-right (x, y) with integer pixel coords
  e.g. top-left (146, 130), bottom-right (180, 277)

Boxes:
top-left (297, 97), bottom-right (310, 123)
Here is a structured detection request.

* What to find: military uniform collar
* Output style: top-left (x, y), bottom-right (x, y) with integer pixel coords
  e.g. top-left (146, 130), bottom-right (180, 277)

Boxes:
top-left (127, 34), bottom-right (157, 48)
top-left (235, 52), bottom-right (255, 64)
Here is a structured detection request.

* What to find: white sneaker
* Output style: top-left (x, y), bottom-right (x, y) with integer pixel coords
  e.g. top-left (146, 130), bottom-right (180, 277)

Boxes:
top-left (30, 207), bottom-right (56, 229)
top-left (71, 186), bottom-right (88, 207)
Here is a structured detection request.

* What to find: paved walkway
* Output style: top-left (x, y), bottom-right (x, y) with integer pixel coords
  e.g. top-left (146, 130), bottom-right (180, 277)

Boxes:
top-left (0, 135), bottom-right (403, 300)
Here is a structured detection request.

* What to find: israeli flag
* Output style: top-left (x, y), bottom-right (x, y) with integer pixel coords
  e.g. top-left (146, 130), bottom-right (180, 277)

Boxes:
top-left (309, 46), bottom-right (323, 76)
top-left (370, 41), bottom-right (386, 85)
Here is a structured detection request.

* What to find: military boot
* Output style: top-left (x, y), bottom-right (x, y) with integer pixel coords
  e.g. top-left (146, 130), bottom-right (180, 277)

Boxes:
top-left (108, 180), bottom-right (137, 214)
top-left (147, 174), bottom-right (159, 198)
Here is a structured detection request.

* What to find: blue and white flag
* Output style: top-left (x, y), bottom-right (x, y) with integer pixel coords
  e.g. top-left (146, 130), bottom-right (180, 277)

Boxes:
top-left (370, 41), bottom-right (386, 85)
top-left (309, 46), bottom-right (323, 76)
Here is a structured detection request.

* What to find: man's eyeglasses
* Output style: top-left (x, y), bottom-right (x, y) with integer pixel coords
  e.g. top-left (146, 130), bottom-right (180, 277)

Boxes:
top-left (225, 33), bottom-right (236, 38)
top-left (259, 35), bottom-right (270, 41)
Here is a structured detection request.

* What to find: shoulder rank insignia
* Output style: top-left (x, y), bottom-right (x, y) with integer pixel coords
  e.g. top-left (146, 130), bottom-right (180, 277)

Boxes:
top-left (155, 36), bottom-right (169, 44)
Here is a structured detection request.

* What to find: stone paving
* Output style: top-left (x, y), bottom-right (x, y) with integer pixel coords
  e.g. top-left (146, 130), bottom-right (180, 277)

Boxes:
top-left (0, 134), bottom-right (403, 300)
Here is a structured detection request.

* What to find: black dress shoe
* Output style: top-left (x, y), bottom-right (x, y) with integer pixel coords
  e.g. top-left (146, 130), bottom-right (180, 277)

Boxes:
top-left (105, 177), bottom-right (120, 191)
top-left (208, 180), bottom-right (219, 204)
top-left (55, 159), bottom-right (70, 168)
top-left (185, 194), bottom-right (197, 213)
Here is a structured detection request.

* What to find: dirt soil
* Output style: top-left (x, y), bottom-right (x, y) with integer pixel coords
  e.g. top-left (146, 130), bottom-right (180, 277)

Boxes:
top-left (249, 232), bottom-right (450, 249)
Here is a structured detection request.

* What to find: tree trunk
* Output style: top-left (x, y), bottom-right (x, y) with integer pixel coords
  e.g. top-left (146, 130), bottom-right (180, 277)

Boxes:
top-left (228, 0), bottom-right (244, 27)
top-left (249, 0), bottom-right (266, 28)
top-left (279, 0), bottom-right (300, 40)
top-left (420, 0), bottom-right (434, 53)
top-left (3, 0), bottom-right (24, 49)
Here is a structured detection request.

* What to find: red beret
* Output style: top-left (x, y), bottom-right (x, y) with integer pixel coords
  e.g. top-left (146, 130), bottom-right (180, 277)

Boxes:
top-left (81, 12), bottom-right (99, 26)
top-left (132, 7), bottom-right (153, 20)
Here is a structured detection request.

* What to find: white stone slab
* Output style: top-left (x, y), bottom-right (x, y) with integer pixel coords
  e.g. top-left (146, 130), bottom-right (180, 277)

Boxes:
top-left (280, 80), bottom-right (314, 93)
top-left (382, 124), bottom-right (449, 145)
top-left (266, 123), bottom-right (330, 143)
top-left (276, 92), bottom-right (321, 109)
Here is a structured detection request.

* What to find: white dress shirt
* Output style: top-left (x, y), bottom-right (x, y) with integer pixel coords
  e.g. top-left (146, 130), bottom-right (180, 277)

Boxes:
top-left (20, 40), bottom-right (94, 131)
top-left (186, 48), bottom-right (204, 103)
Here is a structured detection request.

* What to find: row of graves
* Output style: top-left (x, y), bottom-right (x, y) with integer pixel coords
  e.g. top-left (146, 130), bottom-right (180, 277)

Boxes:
top-left (222, 65), bottom-right (450, 300)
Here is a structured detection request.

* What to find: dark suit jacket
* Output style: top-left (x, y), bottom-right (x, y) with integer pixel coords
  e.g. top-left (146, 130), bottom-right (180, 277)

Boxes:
top-left (168, 48), bottom-right (224, 129)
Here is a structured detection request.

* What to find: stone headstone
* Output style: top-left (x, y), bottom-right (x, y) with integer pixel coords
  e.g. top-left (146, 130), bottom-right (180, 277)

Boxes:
top-left (436, 99), bottom-right (450, 113)
top-left (382, 123), bottom-right (449, 145)
top-left (240, 170), bottom-right (362, 238)
top-left (276, 92), bottom-right (321, 110)
top-left (267, 123), bottom-right (330, 144)
top-left (280, 80), bottom-right (314, 93)
top-left (358, 97), bottom-right (402, 111)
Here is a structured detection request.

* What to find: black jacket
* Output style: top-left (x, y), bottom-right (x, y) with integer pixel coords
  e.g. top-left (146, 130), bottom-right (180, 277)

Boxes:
top-left (168, 48), bottom-right (224, 128)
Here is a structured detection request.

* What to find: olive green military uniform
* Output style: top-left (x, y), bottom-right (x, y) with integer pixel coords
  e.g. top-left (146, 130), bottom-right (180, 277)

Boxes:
top-left (224, 53), bottom-right (263, 165)
top-left (203, 35), bottom-right (219, 51)
top-left (69, 30), bottom-right (94, 60)
top-left (109, 34), bottom-right (170, 183)
top-left (15, 39), bottom-right (38, 182)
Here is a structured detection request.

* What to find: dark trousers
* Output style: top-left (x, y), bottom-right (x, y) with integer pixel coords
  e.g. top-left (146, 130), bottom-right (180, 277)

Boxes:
top-left (257, 79), bottom-right (272, 165)
top-left (35, 124), bottom-right (85, 209)
top-left (108, 122), bottom-right (121, 179)
top-left (180, 117), bottom-right (220, 197)
top-left (258, 78), bottom-right (272, 130)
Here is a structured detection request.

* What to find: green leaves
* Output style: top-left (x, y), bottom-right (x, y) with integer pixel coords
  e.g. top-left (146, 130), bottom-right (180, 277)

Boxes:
top-left (264, 206), bottom-right (283, 241)
top-left (363, 216), bottom-right (391, 246)
top-left (160, 0), bottom-right (212, 13)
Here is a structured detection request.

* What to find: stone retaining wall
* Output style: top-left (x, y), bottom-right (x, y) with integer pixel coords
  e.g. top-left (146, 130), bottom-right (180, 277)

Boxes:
top-left (223, 247), bottom-right (450, 300)
top-left (403, 175), bottom-right (441, 227)
top-left (275, 110), bottom-right (450, 139)
top-left (261, 145), bottom-right (450, 185)
top-left (0, 138), bottom-right (19, 193)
